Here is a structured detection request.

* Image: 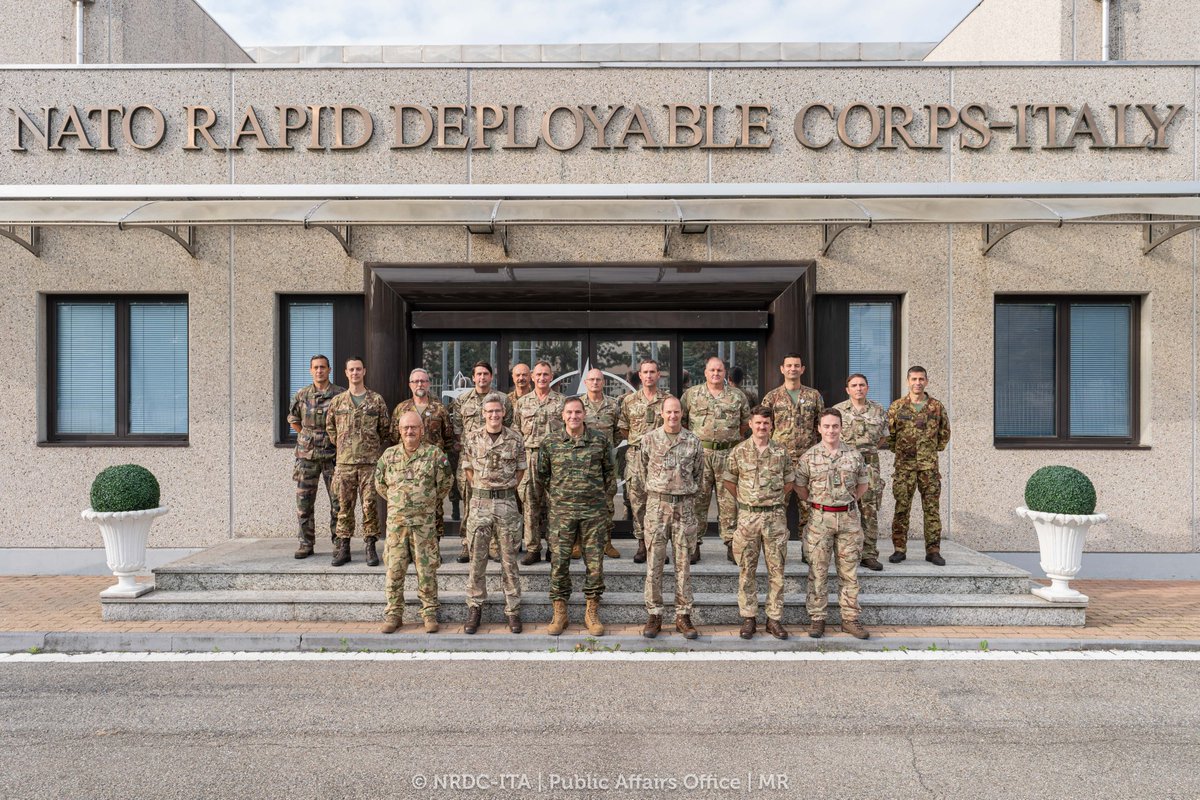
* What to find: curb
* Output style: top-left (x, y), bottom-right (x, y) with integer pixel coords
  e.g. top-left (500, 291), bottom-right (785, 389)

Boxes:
top-left (3, 631), bottom-right (1200, 654)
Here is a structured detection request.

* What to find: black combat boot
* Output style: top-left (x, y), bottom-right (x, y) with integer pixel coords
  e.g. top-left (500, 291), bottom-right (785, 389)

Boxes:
top-left (365, 537), bottom-right (380, 567)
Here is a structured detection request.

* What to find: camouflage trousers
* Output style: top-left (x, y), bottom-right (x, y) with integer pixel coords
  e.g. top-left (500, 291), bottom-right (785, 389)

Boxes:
top-left (891, 465), bottom-right (942, 555)
top-left (625, 446), bottom-right (648, 541)
top-left (859, 455), bottom-right (883, 561)
top-left (519, 447), bottom-right (549, 553)
top-left (465, 496), bottom-right (522, 615)
top-left (733, 506), bottom-right (789, 621)
top-left (644, 492), bottom-right (698, 616)
top-left (804, 508), bottom-right (864, 622)
top-left (333, 463), bottom-right (379, 540)
top-left (548, 512), bottom-right (606, 601)
top-left (694, 447), bottom-right (738, 545)
top-left (456, 462), bottom-right (474, 548)
top-left (383, 514), bottom-right (439, 620)
top-left (293, 455), bottom-right (338, 546)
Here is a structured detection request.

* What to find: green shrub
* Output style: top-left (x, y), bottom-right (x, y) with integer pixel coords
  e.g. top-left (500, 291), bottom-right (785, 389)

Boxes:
top-left (90, 464), bottom-right (161, 512)
top-left (1023, 466), bottom-right (1097, 515)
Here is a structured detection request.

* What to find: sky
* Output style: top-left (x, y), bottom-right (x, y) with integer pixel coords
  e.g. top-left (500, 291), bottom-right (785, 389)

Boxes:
top-left (198, 0), bottom-right (983, 48)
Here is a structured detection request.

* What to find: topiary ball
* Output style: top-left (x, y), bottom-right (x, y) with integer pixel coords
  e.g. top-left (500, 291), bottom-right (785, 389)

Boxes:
top-left (1024, 465), bottom-right (1097, 516)
top-left (90, 464), bottom-right (161, 513)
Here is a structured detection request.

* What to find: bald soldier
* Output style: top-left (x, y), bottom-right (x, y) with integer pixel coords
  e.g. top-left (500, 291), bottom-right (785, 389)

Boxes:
top-left (507, 362), bottom-right (532, 408)
top-left (391, 368), bottom-right (453, 543)
top-left (581, 368), bottom-right (622, 559)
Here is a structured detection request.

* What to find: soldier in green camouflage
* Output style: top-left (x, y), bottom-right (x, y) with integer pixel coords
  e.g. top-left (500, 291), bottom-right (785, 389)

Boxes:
top-left (617, 359), bottom-right (673, 564)
top-left (887, 366), bottom-right (952, 566)
top-left (516, 361), bottom-right (567, 565)
top-left (461, 394), bottom-right (527, 634)
top-left (391, 368), bottom-right (453, 542)
top-left (833, 373), bottom-right (889, 571)
top-left (449, 361), bottom-right (512, 563)
top-left (796, 408), bottom-right (871, 640)
top-left (723, 406), bottom-right (795, 640)
top-left (538, 396), bottom-right (616, 637)
top-left (639, 396), bottom-right (703, 640)
top-left (375, 410), bottom-right (452, 634)
top-left (287, 354), bottom-right (345, 559)
top-left (325, 357), bottom-right (391, 568)
top-left (681, 356), bottom-right (750, 565)
top-left (582, 368), bottom-right (622, 560)
top-left (760, 353), bottom-right (824, 562)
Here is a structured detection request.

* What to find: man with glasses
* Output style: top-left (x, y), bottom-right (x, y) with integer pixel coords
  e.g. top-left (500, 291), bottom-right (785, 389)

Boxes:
top-left (391, 368), bottom-right (453, 543)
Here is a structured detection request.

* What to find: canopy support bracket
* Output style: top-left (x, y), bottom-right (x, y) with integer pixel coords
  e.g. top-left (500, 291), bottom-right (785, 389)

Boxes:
top-left (146, 224), bottom-right (197, 258)
top-left (0, 224), bottom-right (41, 257)
top-left (821, 223), bottom-right (859, 256)
top-left (1143, 217), bottom-right (1200, 255)
top-left (981, 222), bottom-right (1035, 256)
top-left (310, 223), bottom-right (353, 256)
top-left (663, 225), bottom-right (673, 256)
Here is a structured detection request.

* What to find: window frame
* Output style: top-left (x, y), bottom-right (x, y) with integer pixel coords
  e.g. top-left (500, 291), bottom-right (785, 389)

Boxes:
top-left (812, 294), bottom-right (902, 408)
top-left (993, 294), bottom-right (1141, 450)
top-left (44, 294), bottom-right (189, 447)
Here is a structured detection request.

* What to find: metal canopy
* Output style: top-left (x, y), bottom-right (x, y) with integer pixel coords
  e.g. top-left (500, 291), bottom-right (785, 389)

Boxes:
top-left (0, 183), bottom-right (1196, 258)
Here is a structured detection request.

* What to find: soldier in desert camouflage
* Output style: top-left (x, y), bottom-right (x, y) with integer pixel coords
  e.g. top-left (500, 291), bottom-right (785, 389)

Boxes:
top-left (833, 373), bottom-right (889, 571)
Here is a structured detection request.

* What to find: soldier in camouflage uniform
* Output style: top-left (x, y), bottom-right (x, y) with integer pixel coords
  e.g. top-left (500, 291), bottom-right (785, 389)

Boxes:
top-left (887, 366), bottom-right (952, 566)
top-left (723, 406), bottom-right (795, 640)
top-left (507, 362), bottom-right (532, 408)
top-left (287, 354), bottom-right (345, 559)
top-left (325, 358), bottom-right (391, 568)
top-left (391, 368), bottom-right (453, 542)
top-left (449, 361), bottom-right (512, 563)
top-left (639, 396), bottom-right (703, 640)
top-left (617, 359), bottom-right (673, 564)
top-left (538, 397), bottom-right (616, 636)
top-left (582, 368), bottom-right (622, 559)
top-left (375, 410), bottom-right (452, 634)
top-left (796, 408), bottom-right (871, 640)
top-left (833, 373), bottom-right (889, 571)
top-left (681, 356), bottom-right (750, 564)
top-left (729, 365), bottom-right (758, 409)
top-left (461, 394), bottom-right (527, 634)
top-left (516, 361), bottom-right (567, 565)
top-left (760, 353), bottom-right (824, 561)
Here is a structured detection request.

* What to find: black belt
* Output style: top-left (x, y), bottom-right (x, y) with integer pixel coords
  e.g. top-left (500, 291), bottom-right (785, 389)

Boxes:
top-left (737, 502), bottom-right (783, 513)
top-left (475, 487), bottom-right (517, 499)
top-left (648, 491), bottom-right (691, 504)
top-left (700, 440), bottom-right (737, 451)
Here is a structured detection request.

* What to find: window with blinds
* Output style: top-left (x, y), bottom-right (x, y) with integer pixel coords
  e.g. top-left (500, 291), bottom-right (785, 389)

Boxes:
top-left (277, 295), bottom-right (364, 443)
top-left (848, 302), bottom-right (894, 407)
top-left (813, 295), bottom-right (900, 409)
top-left (994, 297), bottom-right (1137, 447)
top-left (286, 302), bottom-right (334, 402)
top-left (49, 296), bottom-right (188, 443)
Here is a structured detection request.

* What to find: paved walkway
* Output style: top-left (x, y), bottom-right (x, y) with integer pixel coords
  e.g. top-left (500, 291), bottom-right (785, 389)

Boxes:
top-left (2, 576), bottom-right (1199, 651)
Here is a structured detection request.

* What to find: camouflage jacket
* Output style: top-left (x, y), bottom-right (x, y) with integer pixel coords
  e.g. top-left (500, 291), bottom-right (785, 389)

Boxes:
top-left (287, 382), bottom-right (345, 460)
top-left (761, 384), bottom-right (824, 459)
top-left (582, 394), bottom-right (621, 448)
top-left (723, 438), bottom-right (795, 507)
top-left (515, 390), bottom-right (567, 449)
top-left (326, 389), bottom-right (391, 465)
top-left (640, 427), bottom-right (703, 496)
top-left (795, 442), bottom-right (869, 506)
top-left (536, 428), bottom-right (616, 516)
top-left (832, 399), bottom-right (888, 464)
top-left (681, 384), bottom-right (750, 444)
top-left (734, 385), bottom-right (759, 409)
top-left (450, 390), bottom-right (512, 447)
top-left (462, 426), bottom-right (527, 490)
top-left (506, 388), bottom-right (531, 409)
top-left (617, 388), bottom-right (674, 447)
top-left (390, 398), bottom-right (452, 451)
top-left (373, 442), bottom-right (452, 519)
top-left (886, 395), bottom-right (951, 470)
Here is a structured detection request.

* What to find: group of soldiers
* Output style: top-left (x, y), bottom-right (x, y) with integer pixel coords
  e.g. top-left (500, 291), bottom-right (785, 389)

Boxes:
top-left (288, 351), bottom-right (950, 639)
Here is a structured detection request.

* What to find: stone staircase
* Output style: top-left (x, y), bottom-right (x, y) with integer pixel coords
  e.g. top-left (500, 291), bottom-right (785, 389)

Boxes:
top-left (102, 537), bottom-right (1085, 626)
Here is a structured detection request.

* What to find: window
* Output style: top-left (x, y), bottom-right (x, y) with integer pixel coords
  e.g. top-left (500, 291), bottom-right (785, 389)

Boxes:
top-left (278, 295), bottom-right (364, 443)
top-left (47, 296), bottom-right (188, 444)
top-left (814, 295), bottom-right (900, 408)
top-left (994, 296), bottom-right (1138, 447)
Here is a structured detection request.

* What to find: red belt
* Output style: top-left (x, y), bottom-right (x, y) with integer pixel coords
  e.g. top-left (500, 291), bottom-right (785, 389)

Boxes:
top-left (810, 502), bottom-right (850, 512)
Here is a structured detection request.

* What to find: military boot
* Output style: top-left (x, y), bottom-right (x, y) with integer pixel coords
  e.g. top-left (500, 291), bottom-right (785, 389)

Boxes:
top-left (364, 537), bottom-right (380, 567)
top-left (331, 537), bottom-right (350, 567)
top-left (293, 542), bottom-right (313, 559)
top-left (633, 540), bottom-right (647, 563)
top-left (584, 597), bottom-right (605, 636)
top-left (464, 606), bottom-right (482, 635)
top-left (456, 537), bottom-right (470, 564)
top-left (726, 542), bottom-right (736, 564)
top-left (507, 613), bottom-right (523, 634)
top-left (765, 618), bottom-right (790, 640)
top-left (841, 619), bottom-right (870, 639)
top-left (423, 617), bottom-right (439, 633)
top-left (547, 599), bottom-right (569, 635)
top-left (380, 615), bottom-right (401, 634)
top-left (691, 545), bottom-right (700, 565)
top-left (675, 614), bottom-right (699, 640)
top-left (860, 557), bottom-right (883, 571)
top-left (642, 614), bottom-right (662, 639)
top-left (739, 617), bottom-right (756, 640)
top-left (808, 619), bottom-right (826, 639)
top-left (604, 541), bottom-right (621, 558)
top-left (520, 548), bottom-right (541, 566)
top-left (571, 543), bottom-right (582, 560)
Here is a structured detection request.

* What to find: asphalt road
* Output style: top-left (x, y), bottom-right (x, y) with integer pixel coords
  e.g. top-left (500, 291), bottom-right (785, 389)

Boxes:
top-left (1, 658), bottom-right (1198, 799)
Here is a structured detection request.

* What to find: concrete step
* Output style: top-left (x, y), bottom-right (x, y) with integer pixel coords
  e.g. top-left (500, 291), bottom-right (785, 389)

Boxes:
top-left (103, 587), bottom-right (1085, 627)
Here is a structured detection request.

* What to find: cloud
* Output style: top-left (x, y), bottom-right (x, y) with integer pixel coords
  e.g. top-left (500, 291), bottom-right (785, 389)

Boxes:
top-left (197, 0), bottom-right (981, 47)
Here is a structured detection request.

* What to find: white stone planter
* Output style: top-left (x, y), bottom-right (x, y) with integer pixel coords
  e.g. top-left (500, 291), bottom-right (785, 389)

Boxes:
top-left (81, 506), bottom-right (170, 598)
top-left (1015, 506), bottom-right (1107, 603)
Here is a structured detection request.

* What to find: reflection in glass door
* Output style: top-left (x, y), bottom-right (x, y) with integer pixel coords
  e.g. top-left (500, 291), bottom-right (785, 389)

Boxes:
top-left (590, 335), bottom-right (674, 397)
top-left (420, 337), bottom-right (499, 405)
top-left (681, 339), bottom-right (762, 405)
top-left (505, 337), bottom-right (585, 394)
